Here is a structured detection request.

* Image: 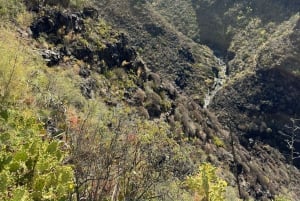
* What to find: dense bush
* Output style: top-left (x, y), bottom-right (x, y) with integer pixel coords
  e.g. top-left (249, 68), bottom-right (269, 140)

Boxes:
top-left (0, 28), bottom-right (74, 200)
top-left (185, 163), bottom-right (227, 201)
top-left (0, 109), bottom-right (74, 201)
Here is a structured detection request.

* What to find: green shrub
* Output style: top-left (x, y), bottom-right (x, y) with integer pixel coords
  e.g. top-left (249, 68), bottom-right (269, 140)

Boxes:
top-left (185, 162), bottom-right (227, 201)
top-left (0, 109), bottom-right (74, 201)
top-left (213, 136), bottom-right (225, 148)
top-left (0, 27), bottom-right (74, 200)
top-left (274, 195), bottom-right (292, 201)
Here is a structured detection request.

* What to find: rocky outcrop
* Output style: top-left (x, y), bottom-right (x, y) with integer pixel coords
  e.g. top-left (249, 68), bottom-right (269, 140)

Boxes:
top-left (30, 8), bottom-right (143, 76)
top-left (30, 10), bottom-right (84, 39)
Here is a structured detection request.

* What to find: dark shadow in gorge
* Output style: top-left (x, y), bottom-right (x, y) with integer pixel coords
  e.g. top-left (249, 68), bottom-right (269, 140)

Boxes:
top-left (211, 67), bottom-right (300, 168)
top-left (190, 0), bottom-right (300, 58)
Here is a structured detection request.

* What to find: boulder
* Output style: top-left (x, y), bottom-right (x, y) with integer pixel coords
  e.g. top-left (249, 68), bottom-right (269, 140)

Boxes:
top-left (79, 67), bottom-right (91, 78)
top-left (83, 7), bottom-right (98, 19)
top-left (178, 47), bottom-right (195, 63)
top-left (40, 49), bottom-right (61, 66)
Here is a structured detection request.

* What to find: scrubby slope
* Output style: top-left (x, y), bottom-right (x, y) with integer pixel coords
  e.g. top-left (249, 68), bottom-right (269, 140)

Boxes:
top-left (95, 0), bottom-right (300, 200)
top-left (1, 0), bottom-right (300, 200)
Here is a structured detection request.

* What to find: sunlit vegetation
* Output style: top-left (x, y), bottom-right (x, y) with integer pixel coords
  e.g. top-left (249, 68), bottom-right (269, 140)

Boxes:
top-left (0, 0), bottom-right (26, 20)
top-left (1, 0), bottom-right (299, 200)
top-left (0, 27), bottom-right (74, 200)
top-left (185, 163), bottom-right (227, 201)
top-left (0, 109), bottom-right (74, 200)
top-left (274, 196), bottom-right (292, 201)
top-left (0, 9), bottom-right (195, 201)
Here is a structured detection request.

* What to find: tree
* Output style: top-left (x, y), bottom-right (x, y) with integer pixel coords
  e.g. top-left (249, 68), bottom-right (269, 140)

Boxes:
top-left (279, 118), bottom-right (300, 166)
top-left (279, 118), bottom-right (300, 188)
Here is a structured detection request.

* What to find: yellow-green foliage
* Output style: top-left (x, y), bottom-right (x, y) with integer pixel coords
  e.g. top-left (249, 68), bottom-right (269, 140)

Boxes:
top-left (0, 27), bottom-right (84, 112)
top-left (105, 68), bottom-right (137, 100)
top-left (0, 0), bottom-right (32, 27)
top-left (0, 109), bottom-right (74, 201)
top-left (0, 28), bottom-right (39, 105)
top-left (212, 136), bottom-right (225, 148)
top-left (84, 18), bottom-right (119, 49)
top-left (0, 0), bottom-right (25, 20)
top-left (0, 27), bottom-right (74, 200)
top-left (185, 163), bottom-right (227, 201)
top-left (33, 0), bottom-right (88, 9)
top-left (69, 0), bottom-right (88, 8)
top-left (274, 195), bottom-right (292, 201)
top-left (32, 67), bottom-right (86, 109)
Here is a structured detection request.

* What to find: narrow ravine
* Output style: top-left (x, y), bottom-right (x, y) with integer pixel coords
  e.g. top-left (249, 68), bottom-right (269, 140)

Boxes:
top-left (203, 57), bottom-right (228, 109)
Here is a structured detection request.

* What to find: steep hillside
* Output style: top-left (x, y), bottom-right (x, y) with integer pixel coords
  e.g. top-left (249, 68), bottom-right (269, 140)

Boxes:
top-left (0, 0), bottom-right (300, 201)
top-left (96, 0), bottom-right (221, 103)
top-left (95, 0), bottom-right (300, 200)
